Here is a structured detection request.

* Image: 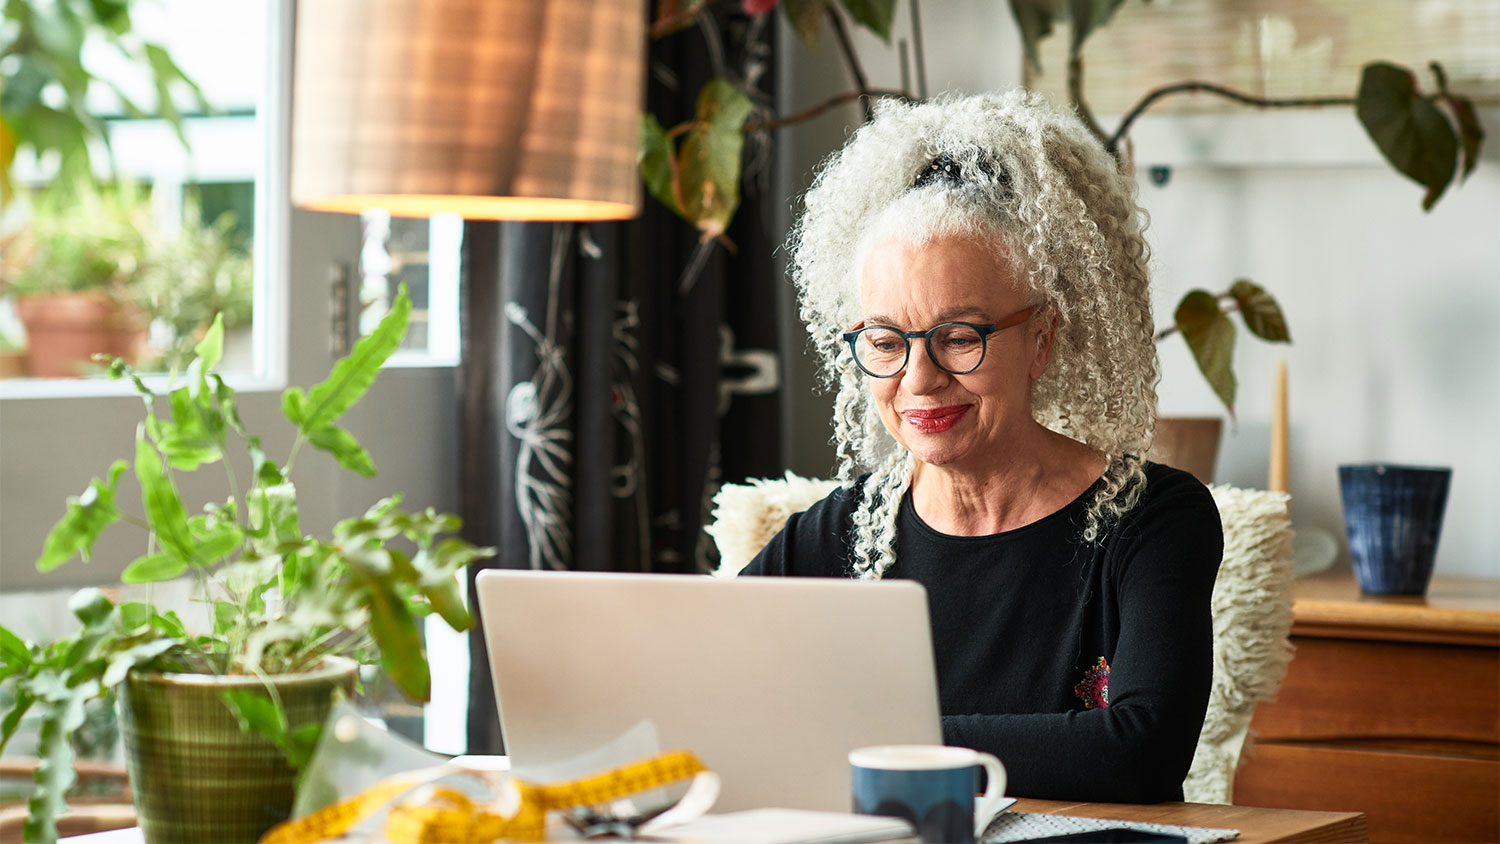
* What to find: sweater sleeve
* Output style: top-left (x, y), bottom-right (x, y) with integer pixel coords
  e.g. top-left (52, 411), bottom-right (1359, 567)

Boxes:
top-left (942, 477), bottom-right (1224, 803)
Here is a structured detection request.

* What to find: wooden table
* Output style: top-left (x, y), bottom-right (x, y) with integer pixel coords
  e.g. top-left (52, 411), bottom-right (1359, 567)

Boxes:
top-left (66, 803), bottom-right (1366, 844)
top-left (1014, 798), bottom-right (1366, 843)
top-left (1234, 571), bottom-right (1500, 843)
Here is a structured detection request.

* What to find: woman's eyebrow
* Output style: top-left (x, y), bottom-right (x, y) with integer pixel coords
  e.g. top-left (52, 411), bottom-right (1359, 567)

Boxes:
top-left (863, 307), bottom-right (990, 326)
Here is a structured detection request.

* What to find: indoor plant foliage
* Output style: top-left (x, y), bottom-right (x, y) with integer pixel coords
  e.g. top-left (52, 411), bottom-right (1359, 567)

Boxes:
top-left (1157, 279), bottom-right (1290, 417)
top-left (0, 285), bottom-right (493, 843)
top-left (1, 0), bottom-right (208, 204)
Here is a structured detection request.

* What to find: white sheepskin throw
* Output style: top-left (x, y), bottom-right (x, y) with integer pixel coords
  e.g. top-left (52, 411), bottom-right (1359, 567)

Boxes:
top-left (1184, 485), bottom-right (1296, 804)
top-left (705, 475), bottom-right (1295, 804)
top-left (707, 472), bottom-right (840, 577)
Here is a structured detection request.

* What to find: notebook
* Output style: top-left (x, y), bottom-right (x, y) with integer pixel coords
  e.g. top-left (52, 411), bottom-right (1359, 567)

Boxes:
top-left (474, 570), bottom-right (944, 813)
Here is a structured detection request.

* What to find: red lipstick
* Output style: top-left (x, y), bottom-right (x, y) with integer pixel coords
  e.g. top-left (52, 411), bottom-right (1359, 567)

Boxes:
top-left (901, 405), bottom-right (970, 433)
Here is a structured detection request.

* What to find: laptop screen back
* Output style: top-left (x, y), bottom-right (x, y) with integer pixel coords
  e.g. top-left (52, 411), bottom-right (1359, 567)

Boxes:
top-left (474, 570), bottom-right (943, 812)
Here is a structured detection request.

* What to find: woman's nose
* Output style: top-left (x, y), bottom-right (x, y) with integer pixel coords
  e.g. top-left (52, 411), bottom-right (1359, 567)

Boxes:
top-left (901, 340), bottom-right (949, 393)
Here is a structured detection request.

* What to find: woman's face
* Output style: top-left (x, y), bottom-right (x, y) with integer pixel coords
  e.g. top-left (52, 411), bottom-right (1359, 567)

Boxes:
top-left (857, 232), bottom-right (1054, 473)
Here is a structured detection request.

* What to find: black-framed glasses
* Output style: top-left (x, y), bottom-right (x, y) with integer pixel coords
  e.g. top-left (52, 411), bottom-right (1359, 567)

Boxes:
top-left (841, 305), bottom-right (1039, 378)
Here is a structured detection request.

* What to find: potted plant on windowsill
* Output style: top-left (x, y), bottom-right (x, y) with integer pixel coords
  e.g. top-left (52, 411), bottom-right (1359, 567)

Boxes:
top-left (134, 202), bottom-right (255, 373)
top-left (0, 286), bottom-right (493, 844)
top-left (1, 187), bottom-right (153, 378)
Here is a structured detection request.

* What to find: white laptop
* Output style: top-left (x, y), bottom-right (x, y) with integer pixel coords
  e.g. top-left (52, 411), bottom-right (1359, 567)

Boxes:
top-left (474, 570), bottom-right (943, 813)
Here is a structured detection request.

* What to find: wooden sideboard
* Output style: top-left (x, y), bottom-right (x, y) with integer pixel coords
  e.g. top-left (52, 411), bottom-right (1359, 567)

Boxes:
top-left (1234, 571), bottom-right (1500, 843)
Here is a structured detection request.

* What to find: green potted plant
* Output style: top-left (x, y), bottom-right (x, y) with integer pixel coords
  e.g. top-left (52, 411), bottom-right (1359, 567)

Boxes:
top-left (2, 186), bottom-right (154, 378)
top-left (0, 286), bottom-right (493, 844)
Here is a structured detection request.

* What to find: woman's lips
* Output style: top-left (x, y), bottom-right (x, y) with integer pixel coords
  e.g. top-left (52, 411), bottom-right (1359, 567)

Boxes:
top-left (901, 405), bottom-right (970, 433)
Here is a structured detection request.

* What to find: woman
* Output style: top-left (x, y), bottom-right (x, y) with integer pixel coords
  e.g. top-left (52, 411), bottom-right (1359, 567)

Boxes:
top-left (740, 91), bottom-right (1223, 803)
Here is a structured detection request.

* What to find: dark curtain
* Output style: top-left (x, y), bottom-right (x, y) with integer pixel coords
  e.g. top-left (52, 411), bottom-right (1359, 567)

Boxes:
top-left (462, 8), bottom-right (783, 754)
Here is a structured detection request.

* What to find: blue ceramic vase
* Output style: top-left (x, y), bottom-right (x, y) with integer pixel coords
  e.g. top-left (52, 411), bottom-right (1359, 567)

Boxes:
top-left (1338, 464), bottom-right (1451, 595)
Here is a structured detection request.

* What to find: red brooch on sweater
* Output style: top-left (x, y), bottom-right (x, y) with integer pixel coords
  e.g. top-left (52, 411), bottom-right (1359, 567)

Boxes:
top-left (1074, 656), bottom-right (1111, 709)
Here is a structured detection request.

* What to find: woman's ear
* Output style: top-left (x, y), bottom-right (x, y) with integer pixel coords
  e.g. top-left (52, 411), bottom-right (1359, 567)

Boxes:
top-left (1029, 309), bottom-right (1058, 380)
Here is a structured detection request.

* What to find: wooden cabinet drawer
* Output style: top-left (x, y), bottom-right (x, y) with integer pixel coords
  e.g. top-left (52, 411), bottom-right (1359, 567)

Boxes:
top-left (1236, 743), bottom-right (1499, 843)
top-left (1252, 636), bottom-right (1500, 747)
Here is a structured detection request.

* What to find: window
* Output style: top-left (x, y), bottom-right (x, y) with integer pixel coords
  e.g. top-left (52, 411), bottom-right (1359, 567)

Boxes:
top-left (357, 211), bottom-right (463, 367)
top-left (0, 0), bottom-right (267, 389)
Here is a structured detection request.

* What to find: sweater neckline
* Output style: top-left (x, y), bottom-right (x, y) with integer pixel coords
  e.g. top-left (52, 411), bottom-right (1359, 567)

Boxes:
top-left (900, 473), bottom-right (1105, 542)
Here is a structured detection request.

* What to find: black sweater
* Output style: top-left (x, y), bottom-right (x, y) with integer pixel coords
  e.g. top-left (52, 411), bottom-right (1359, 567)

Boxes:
top-left (739, 463), bottom-right (1223, 803)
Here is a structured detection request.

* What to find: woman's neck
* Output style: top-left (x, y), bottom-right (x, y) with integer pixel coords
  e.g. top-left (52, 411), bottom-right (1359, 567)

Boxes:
top-left (909, 424), bottom-right (1106, 536)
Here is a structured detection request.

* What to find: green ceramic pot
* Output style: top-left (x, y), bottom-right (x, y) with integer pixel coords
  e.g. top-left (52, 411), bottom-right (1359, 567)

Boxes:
top-left (118, 657), bottom-right (356, 844)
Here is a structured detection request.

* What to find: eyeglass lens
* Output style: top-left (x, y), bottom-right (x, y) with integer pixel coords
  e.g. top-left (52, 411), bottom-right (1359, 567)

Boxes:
top-left (854, 324), bottom-right (986, 377)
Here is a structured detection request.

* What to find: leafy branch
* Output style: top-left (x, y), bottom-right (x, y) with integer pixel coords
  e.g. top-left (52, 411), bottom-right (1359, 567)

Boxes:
top-left (1013, 0), bottom-right (1485, 211)
top-left (640, 0), bottom-right (911, 244)
top-left (1, 0), bottom-right (210, 203)
top-left (1010, 0), bottom-right (1483, 416)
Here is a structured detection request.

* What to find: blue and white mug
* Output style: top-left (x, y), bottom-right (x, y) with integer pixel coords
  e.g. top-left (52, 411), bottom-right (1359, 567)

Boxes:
top-left (850, 745), bottom-right (1007, 844)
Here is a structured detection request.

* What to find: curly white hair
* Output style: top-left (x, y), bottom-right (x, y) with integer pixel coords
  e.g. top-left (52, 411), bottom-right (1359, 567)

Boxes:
top-left (788, 89), bottom-right (1158, 579)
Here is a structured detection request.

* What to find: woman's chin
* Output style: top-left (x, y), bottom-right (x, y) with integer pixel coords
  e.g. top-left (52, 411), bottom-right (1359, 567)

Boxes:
top-left (902, 437), bottom-right (975, 469)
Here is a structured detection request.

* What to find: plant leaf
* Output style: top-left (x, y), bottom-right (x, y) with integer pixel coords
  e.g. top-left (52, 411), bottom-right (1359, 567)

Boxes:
top-left (782, 0), bottom-right (826, 47)
top-left (222, 688), bottom-right (287, 747)
top-left (1068, 0), bottom-right (1127, 55)
top-left (0, 690), bottom-right (34, 756)
top-left (24, 677), bottom-right (95, 844)
top-left (639, 114), bottom-right (679, 215)
top-left (193, 313), bottom-right (225, 372)
top-left (118, 602), bottom-right (153, 630)
top-left (677, 80), bottom-right (755, 241)
top-left (285, 285), bottom-right (410, 432)
top-left (838, 0), bottom-right (895, 42)
top-left (0, 625), bottom-right (30, 669)
top-left (1228, 280), bottom-right (1291, 343)
top-left (1008, 0), bottom-right (1057, 73)
top-left (285, 722), bottom-right (324, 771)
top-left (1175, 289), bottom-right (1237, 414)
top-left (101, 639), bottom-right (179, 688)
top-left (650, 0), bottom-right (706, 37)
top-left (1356, 62), bottom-right (1459, 211)
top-left (1440, 92), bottom-right (1484, 182)
top-left (161, 386), bottom-right (223, 470)
top-left (136, 428), bottom-right (197, 562)
top-left (416, 540), bottom-right (478, 633)
top-left (120, 552), bottom-right (188, 584)
top-left (249, 482), bottom-right (300, 547)
top-left (69, 587), bottom-right (114, 629)
top-left (367, 583), bottom-right (429, 702)
top-left (35, 460), bottom-right (128, 571)
top-left (307, 424), bottom-right (377, 478)
top-left (189, 514), bottom-right (245, 566)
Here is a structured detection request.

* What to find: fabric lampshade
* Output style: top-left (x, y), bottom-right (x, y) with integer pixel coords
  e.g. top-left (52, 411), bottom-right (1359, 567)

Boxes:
top-left (291, 0), bottom-right (645, 220)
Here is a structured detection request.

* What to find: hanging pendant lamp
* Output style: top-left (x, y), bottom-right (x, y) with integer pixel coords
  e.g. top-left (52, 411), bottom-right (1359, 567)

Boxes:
top-left (291, 0), bottom-right (645, 220)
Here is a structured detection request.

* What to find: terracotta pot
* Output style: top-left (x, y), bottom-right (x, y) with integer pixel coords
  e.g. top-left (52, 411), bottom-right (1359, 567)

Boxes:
top-left (15, 291), bottom-right (149, 378)
top-left (118, 657), bottom-right (357, 844)
top-left (1148, 416), bottom-right (1223, 485)
top-left (0, 349), bottom-right (25, 378)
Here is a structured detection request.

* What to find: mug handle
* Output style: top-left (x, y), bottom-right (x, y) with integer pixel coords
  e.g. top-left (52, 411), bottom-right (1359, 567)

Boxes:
top-left (972, 751), bottom-right (1008, 834)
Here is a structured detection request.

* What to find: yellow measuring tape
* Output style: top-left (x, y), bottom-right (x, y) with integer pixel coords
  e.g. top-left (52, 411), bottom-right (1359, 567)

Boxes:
top-left (260, 750), bottom-right (708, 844)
